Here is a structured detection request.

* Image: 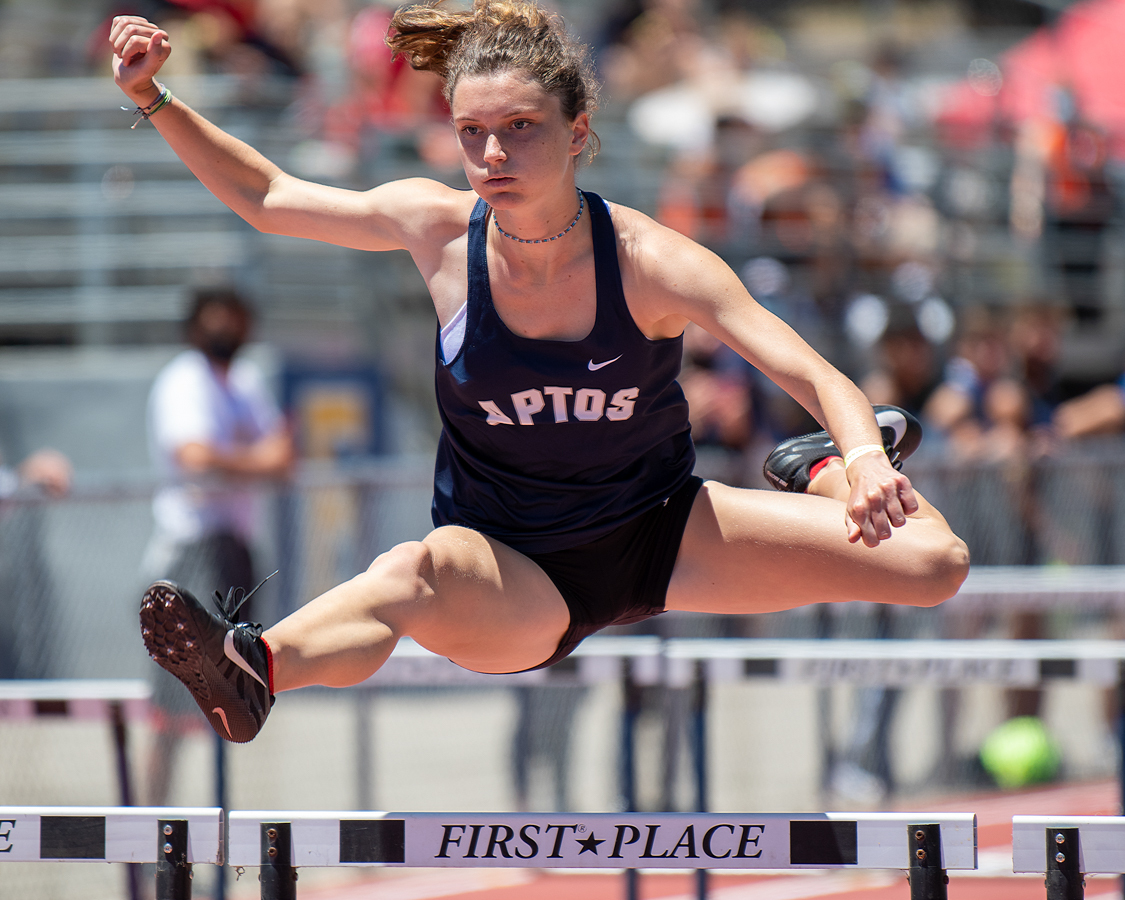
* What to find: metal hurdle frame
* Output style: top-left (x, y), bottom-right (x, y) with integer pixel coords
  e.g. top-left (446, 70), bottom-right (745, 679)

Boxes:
top-left (227, 809), bottom-right (975, 900)
top-left (0, 807), bottom-right (223, 900)
top-left (0, 678), bottom-right (152, 900)
top-left (0, 805), bottom-right (975, 900)
top-left (663, 638), bottom-right (1125, 803)
top-left (1013, 816), bottom-right (1125, 900)
top-left (340, 635), bottom-right (1125, 900)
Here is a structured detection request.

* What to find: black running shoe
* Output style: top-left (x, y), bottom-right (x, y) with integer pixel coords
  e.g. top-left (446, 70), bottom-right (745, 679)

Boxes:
top-left (140, 578), bottom-right (274, 743)
top-left (762, 405), bottom-right (923, 493)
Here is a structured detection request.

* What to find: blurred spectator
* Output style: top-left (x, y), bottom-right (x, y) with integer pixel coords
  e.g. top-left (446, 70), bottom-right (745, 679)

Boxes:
top-left (598, 0), bottom-right (706, 104)
top-left (922, 306), bottom-right (1015, 458)
top-left (1011, 111), bottom-right (1116, 323)
top-left (0, 448), bottom-right (73, 679)
top-left (510, 685), bottom-right (585, 812)
top-left (317, 4), bottom-right (452, 165)
top-left (1044, 361), bottom-right (1125, 566)
top-left (679, 323), bottom-right (753, 452)
top-left (860, 304), bottom-right (943, 419)
top-left (91, 0), bottom-right (304, 78)
top-left (141, 286), bottom-right (293, 805)
top-left (1053, 376), bottom-right (1125, 441)
top-left (0, 448), bottom-right (73, 499)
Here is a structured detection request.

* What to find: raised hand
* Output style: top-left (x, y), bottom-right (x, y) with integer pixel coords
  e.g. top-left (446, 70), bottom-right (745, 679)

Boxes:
top-left (109, 16), bottom-right (172, 105)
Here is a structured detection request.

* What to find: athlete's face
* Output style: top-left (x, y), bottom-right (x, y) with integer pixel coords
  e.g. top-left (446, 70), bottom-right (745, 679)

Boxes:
top-left (451, 70), bottom-right (589, 209)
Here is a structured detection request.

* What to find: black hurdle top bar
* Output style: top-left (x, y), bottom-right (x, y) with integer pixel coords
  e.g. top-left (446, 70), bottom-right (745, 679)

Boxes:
top-left (227, 811), bottom-right (976, 870)
top-left (1013, 816), bottom-right (1125, 874)
top-left (0, 807), bottom-right (222, 863)
top-left (0, 679), bottom-right (150, 722)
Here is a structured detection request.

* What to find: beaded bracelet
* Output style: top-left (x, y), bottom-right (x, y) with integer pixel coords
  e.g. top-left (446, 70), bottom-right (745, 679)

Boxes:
top-left (123, 82), bottom-right (172, 129)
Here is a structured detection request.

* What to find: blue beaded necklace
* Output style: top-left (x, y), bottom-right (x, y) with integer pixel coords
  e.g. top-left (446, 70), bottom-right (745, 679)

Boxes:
top-left (492, 189), bottom-right (584, 244)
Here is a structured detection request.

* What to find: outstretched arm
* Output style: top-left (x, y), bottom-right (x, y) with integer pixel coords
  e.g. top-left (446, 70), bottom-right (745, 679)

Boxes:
top-left (108, 16), bottom-right (453, 253)
top-left (618, 208), bottom-right (917, 547)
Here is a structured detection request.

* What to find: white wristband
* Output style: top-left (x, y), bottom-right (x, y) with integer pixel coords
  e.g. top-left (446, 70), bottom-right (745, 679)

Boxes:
top-left (843, 444), bottom-right (886, 468)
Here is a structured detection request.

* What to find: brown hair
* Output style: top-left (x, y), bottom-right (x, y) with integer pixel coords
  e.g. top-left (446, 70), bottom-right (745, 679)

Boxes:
top-left (387, 0), bottom-right (600, 157)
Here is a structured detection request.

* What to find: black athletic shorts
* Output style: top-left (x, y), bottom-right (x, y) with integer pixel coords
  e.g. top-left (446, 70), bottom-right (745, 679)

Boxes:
top-left (520, 475), bottom-right (705, 671)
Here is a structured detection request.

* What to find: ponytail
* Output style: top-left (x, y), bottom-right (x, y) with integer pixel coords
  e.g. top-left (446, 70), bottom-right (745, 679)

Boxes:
top-left (387, 0), bottom-right (599, 142)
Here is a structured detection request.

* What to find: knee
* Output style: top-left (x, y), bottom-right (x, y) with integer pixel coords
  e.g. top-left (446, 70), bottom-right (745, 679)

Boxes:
top-left (363, 539), bottom-right (434, 596)
top-left (907, 533), bottom-right (971, 608)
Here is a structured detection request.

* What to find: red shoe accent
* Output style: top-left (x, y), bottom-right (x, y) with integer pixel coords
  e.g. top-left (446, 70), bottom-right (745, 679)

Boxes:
top-left (808, 455), bottom-right (842, 484)
top-left (262, 636), bottom-right (276, 695)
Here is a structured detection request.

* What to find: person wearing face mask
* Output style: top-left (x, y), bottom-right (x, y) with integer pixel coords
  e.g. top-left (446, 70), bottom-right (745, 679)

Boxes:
top-left (140, 286), bottom-right (293, 803)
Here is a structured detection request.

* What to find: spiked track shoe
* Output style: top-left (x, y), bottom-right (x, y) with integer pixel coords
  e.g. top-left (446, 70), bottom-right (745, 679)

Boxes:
top-left (140, 579), bottom-right (274, 743)
top-left (763, 404), bottom-right (923, 493)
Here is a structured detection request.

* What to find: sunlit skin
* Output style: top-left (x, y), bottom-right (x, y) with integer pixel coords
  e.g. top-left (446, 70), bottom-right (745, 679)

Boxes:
top-left (453, 71), bottom-right (588, 225)
top-left (108, 15), bottom-right (969, 689)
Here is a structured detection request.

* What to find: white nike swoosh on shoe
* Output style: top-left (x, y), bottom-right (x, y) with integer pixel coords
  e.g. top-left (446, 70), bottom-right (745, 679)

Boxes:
top-left (224, 629), bottom-right (268, 689)
top-left (877, 409), bottom-right (907, 447)
top-left (588, 355), bottom-right (622, 371)
top-left (213, 706), bottom-right (232, 738)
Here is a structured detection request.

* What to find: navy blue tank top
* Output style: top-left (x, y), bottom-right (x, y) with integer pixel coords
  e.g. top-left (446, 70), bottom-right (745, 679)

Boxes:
top-left (432, 190), bottom-right (695, 553)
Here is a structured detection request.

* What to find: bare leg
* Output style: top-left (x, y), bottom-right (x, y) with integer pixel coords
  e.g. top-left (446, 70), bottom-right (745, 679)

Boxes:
top-left (666, 464), bottom-right (969, 616)
top-left (264, 526), bottom-right (571, 691)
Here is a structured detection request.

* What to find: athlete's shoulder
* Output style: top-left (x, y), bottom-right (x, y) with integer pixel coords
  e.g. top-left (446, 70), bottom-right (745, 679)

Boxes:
top-left (600, 199), bottom-right (697, 257)
top-left (373, 180), bottom-right (480, 243)
top-left (601, 199), bottom-right (716, 285)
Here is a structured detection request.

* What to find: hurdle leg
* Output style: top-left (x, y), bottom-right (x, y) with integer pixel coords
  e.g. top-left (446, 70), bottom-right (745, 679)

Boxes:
top-left (1118, 661), bottom-right (1125, 899)
top-left (215, 733), bottom-right (228, 900)
top-left (156, 819), bottom-right (192, 900)
top-left (691, 659), bottom-right (708, 900)
top-left (261, 822), bottom-right (298, 900)
top-left (622, 660), bottom-right (642, 900)
top-left (110, 699), bottom-right (143, 900)
top-left (907, 823), bottom-right (948, 900)
top-left (1046, 827), bottom-right (1084, 900)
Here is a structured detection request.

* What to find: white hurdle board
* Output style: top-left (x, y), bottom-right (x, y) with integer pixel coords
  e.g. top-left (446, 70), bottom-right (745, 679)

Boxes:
top-left (946, 565), bottom-right (1125, 613)
top-left (663, 639), bottom-right (1125, 688)
top-left (0, 679), bottom-right (150, 721)
top-left (353, 637), bottom-right (1125, 690)
top-left (1013, 816), bottom-right (1125, 874)
top-left (227, 811), bottom-right (976, 870)
top-left (0, 807), bottom-right (223, 864)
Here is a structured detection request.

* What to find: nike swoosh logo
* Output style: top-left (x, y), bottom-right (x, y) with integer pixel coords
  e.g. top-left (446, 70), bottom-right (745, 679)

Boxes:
top-left (213, 706), bottom-right (232, 738)
top-left (878, 410), bottom-right (907, 447)
top-left (588, 355), bottom-right (622, 371)
top-left (224, 629), bottom-right (268, 689)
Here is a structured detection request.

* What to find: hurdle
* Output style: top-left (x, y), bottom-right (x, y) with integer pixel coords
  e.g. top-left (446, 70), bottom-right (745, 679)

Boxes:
top-left (0, 806), bottom-right (223, 900)
top-left (0, 678), bottom-right (152, 900)
top-left (0, 806), bottom-right (975, 899)
top-left (224, 809), bottom-right (975, 900)
top-left (1013, 816), bottom-right (1125, 900)
top-left (944, 565), bottom-right (1125, 614)
top-left (0, 678), bottom-right (151, 807)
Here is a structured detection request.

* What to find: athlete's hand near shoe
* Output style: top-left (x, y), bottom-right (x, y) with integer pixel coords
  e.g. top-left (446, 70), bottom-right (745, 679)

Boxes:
top-left (843, 452), bottom-right (918, 548)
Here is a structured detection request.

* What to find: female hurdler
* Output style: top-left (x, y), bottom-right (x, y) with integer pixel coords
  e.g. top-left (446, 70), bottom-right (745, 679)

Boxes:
top-left (112, 0), bottom-right (969, 743)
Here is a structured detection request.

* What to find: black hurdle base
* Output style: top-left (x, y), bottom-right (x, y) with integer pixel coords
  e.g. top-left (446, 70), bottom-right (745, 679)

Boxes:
top-left (1046, 827), bottom-right (1084, 900)
top-left (156, 820), bottom-right (192, 900)
top-left (907, 823), bottom-right (948, 900)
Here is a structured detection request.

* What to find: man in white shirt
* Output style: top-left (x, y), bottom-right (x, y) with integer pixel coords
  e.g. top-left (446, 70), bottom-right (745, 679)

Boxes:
top-left (143, 287), bottom-right (293, 803)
